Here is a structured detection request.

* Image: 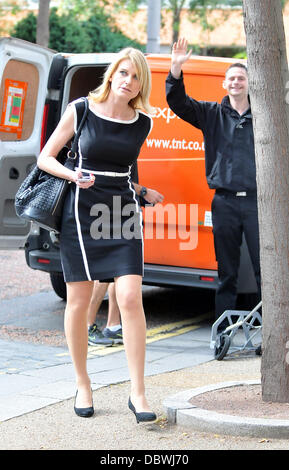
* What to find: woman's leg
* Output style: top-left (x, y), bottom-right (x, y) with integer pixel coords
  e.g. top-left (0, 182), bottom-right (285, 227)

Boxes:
top-left (114, 274), bottom-right (151, 412)
top-left (65, 280), bottom-right (94, 408)
top-left (87, 281), bottom-right (109, 327)
top-left (107, 283), bottom-right (121, 327)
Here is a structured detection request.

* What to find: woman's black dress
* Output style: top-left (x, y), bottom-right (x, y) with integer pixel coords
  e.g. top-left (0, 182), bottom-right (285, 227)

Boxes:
top-left (59, 98), bottom-right (152, 283)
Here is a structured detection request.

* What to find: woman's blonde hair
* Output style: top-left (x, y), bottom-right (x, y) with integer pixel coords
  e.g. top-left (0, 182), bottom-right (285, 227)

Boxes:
top-left (88, 48), bottom-right (153, 114)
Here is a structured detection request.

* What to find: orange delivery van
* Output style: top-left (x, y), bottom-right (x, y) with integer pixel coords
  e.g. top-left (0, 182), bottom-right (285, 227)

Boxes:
top-left (0, 37), bottom-right (257, 300)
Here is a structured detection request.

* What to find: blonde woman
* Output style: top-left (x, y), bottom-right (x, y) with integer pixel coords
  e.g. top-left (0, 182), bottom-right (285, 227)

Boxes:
top-left (38, 48), bottom-right (161, 421)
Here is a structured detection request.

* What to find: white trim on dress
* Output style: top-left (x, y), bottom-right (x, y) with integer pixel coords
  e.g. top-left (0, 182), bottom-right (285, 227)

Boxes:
top-left (88, 107), bottom-right (139, 124)
top-left (74, 133), bottom-right (92, 281)
top-left (127, 165), bottom-right (144, 275)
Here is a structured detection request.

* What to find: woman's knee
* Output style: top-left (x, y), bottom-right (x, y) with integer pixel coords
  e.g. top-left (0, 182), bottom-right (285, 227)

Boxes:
top-left (66, 299), bottom-right (90, 317)
top-left (66, 281), bottom-right (94, 314)
top-left (117, 289), bottom-right (140, 312)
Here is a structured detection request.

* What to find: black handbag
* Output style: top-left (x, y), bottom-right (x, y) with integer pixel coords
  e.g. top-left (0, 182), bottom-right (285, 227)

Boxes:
top-left (15, 98), bottom-right (89, 233)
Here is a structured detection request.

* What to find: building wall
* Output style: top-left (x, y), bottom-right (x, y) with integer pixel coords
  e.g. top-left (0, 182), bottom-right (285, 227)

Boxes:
top-left (2, 5), bottom-right (289, 56)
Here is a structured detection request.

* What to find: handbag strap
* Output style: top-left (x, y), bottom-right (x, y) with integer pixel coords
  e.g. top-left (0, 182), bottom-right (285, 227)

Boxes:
top-left (67, 97), bottom-right (89, 160)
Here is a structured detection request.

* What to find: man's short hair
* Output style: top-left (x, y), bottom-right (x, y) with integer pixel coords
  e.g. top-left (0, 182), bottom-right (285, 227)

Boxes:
top-left (225, 62), bottom-right (248, 76)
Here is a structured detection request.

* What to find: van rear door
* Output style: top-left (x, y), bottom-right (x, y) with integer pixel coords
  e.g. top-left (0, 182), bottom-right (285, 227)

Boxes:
top-left (0, 37), bottom-right (55, 249)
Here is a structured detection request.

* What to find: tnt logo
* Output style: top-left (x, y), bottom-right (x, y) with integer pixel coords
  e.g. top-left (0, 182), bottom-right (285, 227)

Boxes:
top-left (151, 107), bottom-right (180, 123)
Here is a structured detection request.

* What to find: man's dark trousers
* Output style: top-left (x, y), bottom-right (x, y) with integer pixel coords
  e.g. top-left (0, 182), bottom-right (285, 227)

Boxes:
top-left (212, 190), bottom-right (261, 318)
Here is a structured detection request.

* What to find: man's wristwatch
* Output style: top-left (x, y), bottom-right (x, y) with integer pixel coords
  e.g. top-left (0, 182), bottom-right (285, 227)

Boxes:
top-left (140, 186), bottom-right (147, 198)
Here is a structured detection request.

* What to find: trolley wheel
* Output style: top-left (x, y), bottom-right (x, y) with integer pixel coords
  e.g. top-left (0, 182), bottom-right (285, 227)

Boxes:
top-left (214, 334), bottom-right (231, 361)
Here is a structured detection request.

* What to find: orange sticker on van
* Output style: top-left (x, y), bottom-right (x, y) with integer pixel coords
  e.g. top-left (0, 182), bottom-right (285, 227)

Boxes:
top-left (0, 79), bottom-right (28, 139)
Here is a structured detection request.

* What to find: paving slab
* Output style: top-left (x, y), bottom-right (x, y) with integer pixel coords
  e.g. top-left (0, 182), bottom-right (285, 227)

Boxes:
top-left (0, 326), bottom-right (213, 422)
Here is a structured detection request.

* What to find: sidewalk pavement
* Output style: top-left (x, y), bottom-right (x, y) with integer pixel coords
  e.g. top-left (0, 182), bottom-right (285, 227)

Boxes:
top-left (0, 323), bottom-right (288, 450)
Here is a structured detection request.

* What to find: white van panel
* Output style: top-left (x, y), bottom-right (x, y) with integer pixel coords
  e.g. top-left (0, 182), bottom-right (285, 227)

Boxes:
top-left (0, 38), bottom-right (55, 249)
top-left (66, 53), bottom-right (115, 67)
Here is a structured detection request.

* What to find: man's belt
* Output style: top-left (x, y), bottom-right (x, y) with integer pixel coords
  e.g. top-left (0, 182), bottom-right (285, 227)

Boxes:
top-left (216, 189), bottom-right (257, 197)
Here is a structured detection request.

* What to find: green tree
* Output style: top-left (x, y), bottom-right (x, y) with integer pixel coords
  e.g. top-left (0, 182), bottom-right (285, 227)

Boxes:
top-left (0, 0), bottom-right (28, 17)
top-left (11, 11), bottom-right (37, 42)
top-left (111, 0), bottom-right (244, 47)
top-left (167, 0), bottom-right (186, 44)
top-left (10, 6), bottom-right (141, 53)
top-left (85, 13), bottom-right (142, 52)
top-left (58, 0), bottom-right (110, 17)
top-left (110, 0), bottom-right (186, 44)
top-left (48, 8), bottom-right (92, 52)
top-left (189, 0), bottom-right (221, 54)
top-left (0, 1), bottom-right (29, 35)
top-left (223, 0), bottom-right (242, 5)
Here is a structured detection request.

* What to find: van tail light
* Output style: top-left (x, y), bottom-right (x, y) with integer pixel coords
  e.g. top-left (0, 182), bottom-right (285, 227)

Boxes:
top-left (40, 104), bottom-right (49, 150)
top-left (37, 258), bottom-right (50, 264)
top-left (200, 276), bottom-right (215, 282)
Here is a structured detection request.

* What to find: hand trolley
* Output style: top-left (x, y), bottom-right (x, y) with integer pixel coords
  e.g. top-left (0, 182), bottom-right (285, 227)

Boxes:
top-left (210, 301), bottom-right (262, 360)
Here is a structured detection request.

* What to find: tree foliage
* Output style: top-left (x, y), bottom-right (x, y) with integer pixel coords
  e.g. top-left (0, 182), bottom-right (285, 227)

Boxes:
top-left (7, 0), bottom-right (288, 55)
top-left (110, 0), bottom-right (245, 45)
top-left (189, 0), bottom-right (221, 32)
top-left (11, 11), bottom-right (36, 42)
top-left (10, 5), bottom-right (142, 53)
top-left (0, 0), bottom-right (28, 34)
top-left (49, 8), bottom-right (91, 52)
top-left (0, 0), bottom-right (28, 16)
top-left (85, 12), bottom-right (143, 52)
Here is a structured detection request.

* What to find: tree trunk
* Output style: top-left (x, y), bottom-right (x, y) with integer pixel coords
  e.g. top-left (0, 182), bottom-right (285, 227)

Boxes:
top-left (36, 0), bottom-right (51, 47)
top-left (172, 8), bottom-right (181, 45)
top-left (171, 0), bottom-right (185, 45)
top-left (243, 0), bottom-right (289, 402)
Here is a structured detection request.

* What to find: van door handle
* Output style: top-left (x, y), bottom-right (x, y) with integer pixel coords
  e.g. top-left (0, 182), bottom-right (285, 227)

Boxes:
top-left (9, 167), bottom-right (19, 179)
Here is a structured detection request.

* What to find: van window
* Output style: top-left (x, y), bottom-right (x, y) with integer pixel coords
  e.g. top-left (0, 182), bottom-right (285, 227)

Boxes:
top-left (0, 59), bottom-right (39, 141)
top-left (63, 65), bottom-right (107, 107)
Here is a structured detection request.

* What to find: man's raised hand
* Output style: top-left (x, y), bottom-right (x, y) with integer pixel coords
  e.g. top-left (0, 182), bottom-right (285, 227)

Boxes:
top-left (171, 38), bottom-right (192, 78)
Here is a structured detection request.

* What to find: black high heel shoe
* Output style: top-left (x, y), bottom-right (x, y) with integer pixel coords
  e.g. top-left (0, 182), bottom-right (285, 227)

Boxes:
top-left (74, 390), bottom-right (94, 418)
top-left (128, 397), bottom-right (157, 424)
